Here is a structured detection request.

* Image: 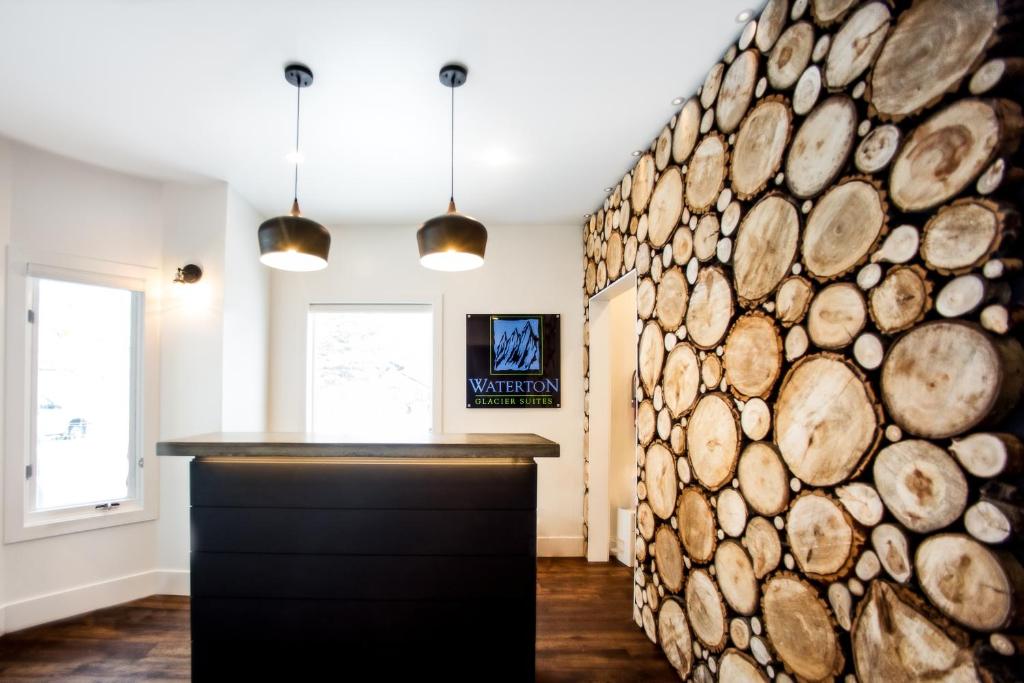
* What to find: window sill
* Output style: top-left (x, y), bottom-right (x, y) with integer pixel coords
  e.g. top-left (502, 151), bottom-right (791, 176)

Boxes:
top-left (5, 501), bottom-right (157, 543)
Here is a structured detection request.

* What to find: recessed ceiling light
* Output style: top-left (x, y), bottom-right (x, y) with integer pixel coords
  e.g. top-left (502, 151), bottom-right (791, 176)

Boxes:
top-left (632, 150), bottom-right (642, 157)
top-left (736, 9), bottom-right (753, 22)
top-left (584, 213), bottom-right (592, 218)
top-left (285, 149), bottom-right (305, 164)
top-left (672, 96), bottom-right (684, 105)
top-left (604, 187), bottom-right (613, 193)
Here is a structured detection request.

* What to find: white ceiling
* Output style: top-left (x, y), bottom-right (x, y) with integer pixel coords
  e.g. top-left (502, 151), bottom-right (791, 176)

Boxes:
top-left (0, 0), bottom-right (755, 225)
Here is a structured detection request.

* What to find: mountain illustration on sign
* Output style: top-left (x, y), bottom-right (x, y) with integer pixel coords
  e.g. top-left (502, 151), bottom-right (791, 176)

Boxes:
top-left (492, 318), bottom-right (541, 372)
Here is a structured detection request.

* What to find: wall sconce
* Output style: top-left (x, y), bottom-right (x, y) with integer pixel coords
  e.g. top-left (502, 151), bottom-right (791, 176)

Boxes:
top-left (173, 264), bottom-right (203, 284)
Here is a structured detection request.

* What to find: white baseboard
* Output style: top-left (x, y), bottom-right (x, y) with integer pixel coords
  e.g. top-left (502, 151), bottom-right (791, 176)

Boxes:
top-left (1, 569), bottom-right (188, 635)
top-left (538, 535), bottom-right (585, 557)
top-left (156, 568), bottom-right (190, 596)
top-left (0, 538), bottom-right (581, 635)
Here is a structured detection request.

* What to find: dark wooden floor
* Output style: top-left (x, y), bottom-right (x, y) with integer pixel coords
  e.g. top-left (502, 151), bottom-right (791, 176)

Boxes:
top-left (0, 558), bottom-right (676, 682)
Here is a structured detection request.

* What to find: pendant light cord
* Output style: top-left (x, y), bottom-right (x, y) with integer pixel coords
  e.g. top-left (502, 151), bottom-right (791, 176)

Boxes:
top-left (454, 80), bottom-right (458, 202)
top-left (293, 82), bottom-right (302, 203)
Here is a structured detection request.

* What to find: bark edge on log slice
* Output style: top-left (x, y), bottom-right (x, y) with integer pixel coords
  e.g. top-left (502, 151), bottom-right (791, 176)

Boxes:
top-left (655, 524), bottom-right (685, 593)
top-left (647, 167), bottom-right (684, 248)
top-left (631, 153), bottom-right (656, 215)
top-left (807, 282), bottom-right (867, 350)
top-left (645, 442), bottom-right (677, 520)
top-left (769, 21), bottom-right (814, 90)
top-left (715, 540), bottom-right (760, 616)
top-left (658, 598), bottom-right (694, 679)
top-left (723, 312), bottom-right (783, 399)
top-left (686, 134), bottom-right (730, 213)
top-left (920, 198), bottom-right (1013, 276)
top-left (802, 177), bottom-right (887, 281)
top-left (738, 441), bottom-right (790, 517)
top-left (868, 0), bottom-right (999, 121)
top-left (786, 95), bottom-right (858, 199)
top-left (763, 572), bottom-right (845, 681)
top-left (744, 516), bottom-right (782, 579)
top-left (731, 96), bottom-right (793, 199)
top-left (873, 439), bottom-right (968, 533)
top-left (719, 649), bottom-right (769, 683)
top-left (686, 266), bottom-right (734, 349)
top-left (639, 321), bottom-right (666, 399)
top-left (685, 568), bottom-right (729, 651)
top-left (868, 265), bottom-right (932, 335)
top-left (733, 193), bottom-right (800, 306)
top-left (880, 321), bottom-right (1024, 439)
top-left (776, 353), bottom-right (882, 486)
top-left (786, 490), bottom-right (860, 580)
top-left (716, 49), bottom-right (759, 134)
top-left (662, 342), bottom-right (700, 419)
top-left (687, 392), bottom-right (741, 491)
top-left (852, 581), bottom-right (981, 682)
top-left (678, 486), bottom-right (718, 563)
top-left (889, 98), bottom-right (1020, 212)
top-left (915, 533), bottom-right (1024, 632)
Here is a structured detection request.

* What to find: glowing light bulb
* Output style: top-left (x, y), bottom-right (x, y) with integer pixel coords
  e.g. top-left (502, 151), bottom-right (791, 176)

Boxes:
top-left (419, 251), bottom-right (484, 272)
top-left (259, 250), bottom-right (327, 271)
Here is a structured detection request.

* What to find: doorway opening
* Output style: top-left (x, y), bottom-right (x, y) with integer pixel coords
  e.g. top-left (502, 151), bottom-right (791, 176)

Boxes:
top-left (587, 270), bottom-right (638, 564)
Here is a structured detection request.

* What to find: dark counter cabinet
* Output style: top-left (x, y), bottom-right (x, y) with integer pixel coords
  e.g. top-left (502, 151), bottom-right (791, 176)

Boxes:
top-left (157, 433), bottom-right (557, 682)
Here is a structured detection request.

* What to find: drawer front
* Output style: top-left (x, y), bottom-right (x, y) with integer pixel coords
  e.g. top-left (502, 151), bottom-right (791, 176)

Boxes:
top-left (190, 639), bottom-right (535, 683)
top-left (192, 552), bottom-right (535, 599)
top-left (192, 596), bottom-right (534, 647)
top-left (191, 507), bottom-right (536, 556)
top-left (191, 458), bottom-right (537, 510)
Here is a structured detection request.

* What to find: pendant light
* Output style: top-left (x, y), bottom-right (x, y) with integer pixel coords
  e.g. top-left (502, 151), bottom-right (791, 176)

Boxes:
top-left (417, 63), bottom-right (487, 271)
top-left (258, 63), bottom-right (331, 271)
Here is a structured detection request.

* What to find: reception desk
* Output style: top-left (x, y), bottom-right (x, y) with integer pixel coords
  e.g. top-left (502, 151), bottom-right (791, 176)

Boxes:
top-left (156, 432), bottom-right (558, 681)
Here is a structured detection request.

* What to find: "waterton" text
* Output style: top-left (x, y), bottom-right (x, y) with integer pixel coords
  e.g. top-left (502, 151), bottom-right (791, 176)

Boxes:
top-left (468, 378), bottom-right (560, 393)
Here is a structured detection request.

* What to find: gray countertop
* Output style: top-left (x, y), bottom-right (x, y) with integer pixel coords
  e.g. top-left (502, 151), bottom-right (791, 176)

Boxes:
top-left (156, 432), bottom-right (559, 459)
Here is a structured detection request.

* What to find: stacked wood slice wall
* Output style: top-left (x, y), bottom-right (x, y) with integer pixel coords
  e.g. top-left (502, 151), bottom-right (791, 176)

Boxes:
top-left (580, 1), bottom-right (1024, 680)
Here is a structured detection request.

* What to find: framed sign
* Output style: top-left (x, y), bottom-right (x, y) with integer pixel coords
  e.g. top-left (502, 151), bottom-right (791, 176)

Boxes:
top-left (466, 314), bottom-right (560, 408)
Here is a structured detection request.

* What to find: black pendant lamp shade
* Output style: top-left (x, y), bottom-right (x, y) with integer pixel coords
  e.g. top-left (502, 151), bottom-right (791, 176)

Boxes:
top-left (258, 200), bottom-right (331, 272)
top-left (417, 199), bottom-right (487, 271)
top-left (417, 64), bottom-right (487, 271)
top-left (258, 64), bottom-right (331, 272)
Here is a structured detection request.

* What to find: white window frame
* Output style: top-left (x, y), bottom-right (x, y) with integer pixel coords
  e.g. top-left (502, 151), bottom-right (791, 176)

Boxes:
top-left (306, 299), bottom-right (444, 435)
top-left (5, 248), bottom-right (161, 542)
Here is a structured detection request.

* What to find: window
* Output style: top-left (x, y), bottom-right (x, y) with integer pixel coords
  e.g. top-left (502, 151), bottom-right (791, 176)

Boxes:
top-left (5, 250), bottom-right (159, 542)
top-left (308, 304), bottom-right (435, 437)
top-left (30, 277), bottom-right (141, 511)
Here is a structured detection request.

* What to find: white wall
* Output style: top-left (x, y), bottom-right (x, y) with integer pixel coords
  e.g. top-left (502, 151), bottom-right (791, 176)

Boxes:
top-left (269, 223), bottom-right (585, 555)
top-left (222, 188), bottom-right (269, 431)
top-left (0, 141), bottom-right (163, 631)
top-left (157, 183), bottom-right (269, 573)
top-left (0, 144), bottom-right (270, 631)
top-left (0, 139), bottom-right (13, 633)
top-left (157, 182), bottom-right (226, 575)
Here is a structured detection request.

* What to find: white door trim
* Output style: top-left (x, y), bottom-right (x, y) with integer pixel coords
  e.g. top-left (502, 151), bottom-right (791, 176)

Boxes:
top-left (586, 270), bottom-right (637, 562)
